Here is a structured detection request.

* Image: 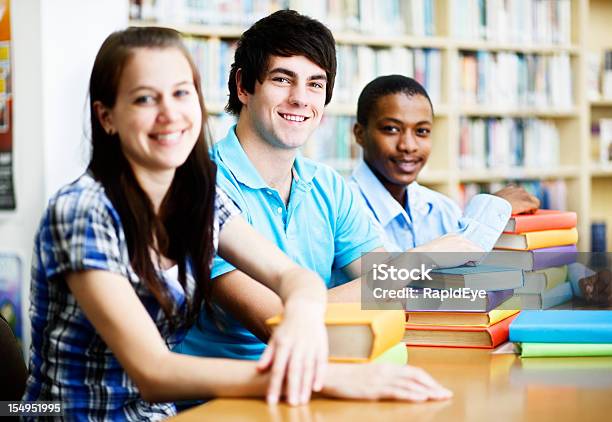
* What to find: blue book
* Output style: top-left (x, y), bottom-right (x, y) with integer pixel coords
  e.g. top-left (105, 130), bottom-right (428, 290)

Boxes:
top-left (509, 310), bottom-right (612, 343)
top-left (407, 264), bottom-right (524, 291)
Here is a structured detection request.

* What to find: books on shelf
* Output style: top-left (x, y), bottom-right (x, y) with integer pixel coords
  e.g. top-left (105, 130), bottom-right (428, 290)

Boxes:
top-left (451, 0), bottom-right (571, 45)
top-left (183, 36), bottom-right (236, 105)
top-left (482, 245), bottom-right (578, 271)
top-left (406, 265), bottom-right (524, 291)
top-left (305, 115), bottom-right (358, 170)
top-left (519, 342), bottom-right (612, 358)
top-left (604, 50), bottom-right (612, 100)
top-left (334, 45), bottom-right (441, 108)
top-left (404, 288), bottom-right (514, 312)
top-left (460, 180), bottom-right (567, 211)
top-left (458, 51), bottom-right (573, 109)
top-left (403, 312), bottom-right (518, 348)
top-left (503, 210), bottom-right (577, 233)
top-left (266, 303), bottom-right (405, 362)
top-left (494, 227), bottom-right (578, 250)
top-left (509, 310), bottom-right (612, 343)
top-left (405, 309), bottom-right (519, 327)
top-left (129, 0), bottom-right (436, 37)
top-left (600, 118), bottom-right (612, 164)
top-left (458, 117), bottom-right (560, 170)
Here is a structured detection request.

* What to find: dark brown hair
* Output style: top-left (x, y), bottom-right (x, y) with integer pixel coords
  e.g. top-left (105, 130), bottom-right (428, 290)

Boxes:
top-left (226, 9), bottom-right (337, 116)
top-left (356, 75), bottom-right (434, 125)
top-left (88, 27), bottom-right (216, 329)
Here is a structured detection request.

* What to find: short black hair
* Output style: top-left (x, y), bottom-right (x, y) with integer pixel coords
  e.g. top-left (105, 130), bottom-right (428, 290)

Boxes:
top-left (225, 9), bottom-right (337, 116)
top-left (356, 75), bottom-right (434, 125)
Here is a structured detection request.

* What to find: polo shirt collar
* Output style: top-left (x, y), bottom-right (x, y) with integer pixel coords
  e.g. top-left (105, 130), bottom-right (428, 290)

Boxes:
top-left (352, 160), bottom-right (433, 226)
top-left (216, 125), bottom-right (317, 189)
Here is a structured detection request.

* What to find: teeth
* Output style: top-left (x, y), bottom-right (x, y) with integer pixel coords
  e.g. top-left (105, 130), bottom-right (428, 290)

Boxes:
top-left (153, 131), bottom-right (181, 141)
top-left (281, 114), bottom-right (306, 122)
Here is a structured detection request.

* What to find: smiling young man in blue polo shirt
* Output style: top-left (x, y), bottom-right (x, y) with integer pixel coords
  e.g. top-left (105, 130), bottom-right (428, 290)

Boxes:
top-left (175, 10), bottom-right (526, 363)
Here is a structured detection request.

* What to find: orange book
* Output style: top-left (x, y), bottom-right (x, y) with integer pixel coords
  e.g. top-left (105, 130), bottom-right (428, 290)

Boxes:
top-left (267, 303), bottom-right (405, 362)
top-left (403, 314), bottom-right (518, 349)
top-left (494, 228), bottom-right (578, 250)
top-left (405, 309), bottom-right (519, 327)
top-left (504, 210), bottom-right (577, 234)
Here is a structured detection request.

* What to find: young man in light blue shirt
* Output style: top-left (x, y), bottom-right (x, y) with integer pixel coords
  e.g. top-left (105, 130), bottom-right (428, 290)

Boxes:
top-left (350, 75), bottom-right (540, 253)
top-left (176, 12), bottom-right (522, 364)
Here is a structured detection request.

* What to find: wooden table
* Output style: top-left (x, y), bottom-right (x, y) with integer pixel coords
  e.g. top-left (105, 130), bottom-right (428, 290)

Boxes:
top-left (169, 346), bottom-right (612, 422)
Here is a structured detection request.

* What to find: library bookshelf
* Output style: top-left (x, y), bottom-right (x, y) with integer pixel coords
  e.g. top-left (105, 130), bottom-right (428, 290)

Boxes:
top-left (129, 0), bottom-right (611, 252)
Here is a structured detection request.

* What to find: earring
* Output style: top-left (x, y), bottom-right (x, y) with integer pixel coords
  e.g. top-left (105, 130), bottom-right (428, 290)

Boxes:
top-left (107, 129), bottom-right (115, 136)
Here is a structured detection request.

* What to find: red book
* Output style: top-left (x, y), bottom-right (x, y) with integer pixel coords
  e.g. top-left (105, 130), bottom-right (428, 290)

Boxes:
top-left (403, 314), bottom-right (518, 349)
top-left (504, 210), bottom-right (577, 234)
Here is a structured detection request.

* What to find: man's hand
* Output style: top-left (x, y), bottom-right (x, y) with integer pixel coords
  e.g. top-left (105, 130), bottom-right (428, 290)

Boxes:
top-left (408, 234), bottom-right (485, 269)
top-left (493, 185), bottom-right (540, 214)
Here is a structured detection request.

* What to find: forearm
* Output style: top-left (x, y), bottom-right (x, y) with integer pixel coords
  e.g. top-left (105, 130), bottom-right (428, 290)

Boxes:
top-left (141, 352), bottom-right (270, 402)
top-left (211, 271), bottom-right (283, 342)
top-left (328, 278), bottom-right (361, 302)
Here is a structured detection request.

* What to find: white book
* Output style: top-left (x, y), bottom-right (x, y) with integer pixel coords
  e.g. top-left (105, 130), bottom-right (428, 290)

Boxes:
top-left (600, 119), bottom-right (612, 164)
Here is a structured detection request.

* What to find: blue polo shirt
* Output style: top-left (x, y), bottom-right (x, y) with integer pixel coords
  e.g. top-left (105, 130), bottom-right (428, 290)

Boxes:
top-left (175, 127), bottom-right (382, 360)
top-left (349, 160), bottom-right (511, 252)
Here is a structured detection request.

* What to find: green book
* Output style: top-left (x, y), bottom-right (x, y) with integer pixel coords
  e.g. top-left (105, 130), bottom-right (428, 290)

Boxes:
top-left (373, 342), bottom-right (408, 365)
top-left (520, 342), bottom-right (612, 358)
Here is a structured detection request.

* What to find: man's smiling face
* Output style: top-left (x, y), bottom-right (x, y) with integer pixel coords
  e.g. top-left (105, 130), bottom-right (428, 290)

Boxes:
top-left (238, 55), bottom-right (328, 150)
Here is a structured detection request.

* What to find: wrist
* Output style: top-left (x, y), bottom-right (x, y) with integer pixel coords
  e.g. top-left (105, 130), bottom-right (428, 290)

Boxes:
top-left (283, 296), bottom-right (326, 320)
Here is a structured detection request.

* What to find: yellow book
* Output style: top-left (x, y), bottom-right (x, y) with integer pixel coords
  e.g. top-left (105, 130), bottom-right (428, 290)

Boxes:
top-left (405, 309), bottom-right (519, 327)
top-left (266, 303), bottom-right (405, 363)
top-left (494, 228), bottom-right (578, 250)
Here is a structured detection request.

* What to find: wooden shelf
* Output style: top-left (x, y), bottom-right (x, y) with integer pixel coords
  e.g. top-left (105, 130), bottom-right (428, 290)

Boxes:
top-left (590, 100), bottom-right (612, 107)
top-left (453, 40), bottom-right (579, 54)
top-left (590, 164), bottom-right (612, 177)
top-left (459, 166), bottom-right (580, 182)
top-left (459, 107), bottom-right (579, 118)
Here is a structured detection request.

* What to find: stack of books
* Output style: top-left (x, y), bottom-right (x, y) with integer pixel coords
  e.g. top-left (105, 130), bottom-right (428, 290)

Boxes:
top-left (401, 264), bottom-right (523, 348)
top-left (485, 210), bottom-right (579, 309)
top-left (509, 310), bottom-right (612, 357)
top-left (267, 303), bottom-right (408, 365)
top-left (404, 309), bottom-right (519, 349)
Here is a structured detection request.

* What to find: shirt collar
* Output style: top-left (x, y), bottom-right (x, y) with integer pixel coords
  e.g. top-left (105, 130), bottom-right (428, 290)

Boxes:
top-left (351, 161), bottom-right (433, 226)
top-left (215, 125), bottom-right (317, 189)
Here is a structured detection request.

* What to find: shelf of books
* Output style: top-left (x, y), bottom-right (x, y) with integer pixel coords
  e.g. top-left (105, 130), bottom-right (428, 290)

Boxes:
top-left (587, 0), bottom-right (612, 251)
top-left (129, 0), bottom-right (606, 251)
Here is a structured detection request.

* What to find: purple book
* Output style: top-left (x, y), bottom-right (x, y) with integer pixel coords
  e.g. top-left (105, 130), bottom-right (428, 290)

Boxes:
top-left (482, 245), bottom-right (578, 271)
top-left (404, 288), bottom-right (514, 313)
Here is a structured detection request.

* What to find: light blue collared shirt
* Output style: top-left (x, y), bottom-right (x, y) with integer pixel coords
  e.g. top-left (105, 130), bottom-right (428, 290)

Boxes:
top-left (349, 161), bottom-right (511, 252)
top-left (175, 127), bottom-right (382, 360)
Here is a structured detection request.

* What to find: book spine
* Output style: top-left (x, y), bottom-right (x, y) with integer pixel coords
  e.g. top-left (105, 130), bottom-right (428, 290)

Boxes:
top-left (520, 342), bottom-right (612, 358)
top-left (510, 212), bottom-right (577, 233)
top-left (525, 228), bottom-right (578, 250)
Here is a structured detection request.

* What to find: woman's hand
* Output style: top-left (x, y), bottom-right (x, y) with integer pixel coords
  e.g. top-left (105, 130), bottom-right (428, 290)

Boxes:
top-left (323, 363), bottom-right (452, 402)
top-left (257, 299), bottom-right (328, 406)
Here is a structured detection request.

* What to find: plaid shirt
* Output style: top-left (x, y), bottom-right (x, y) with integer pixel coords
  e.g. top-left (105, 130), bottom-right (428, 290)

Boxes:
top-left (23, 173), bottom-right (238, 421)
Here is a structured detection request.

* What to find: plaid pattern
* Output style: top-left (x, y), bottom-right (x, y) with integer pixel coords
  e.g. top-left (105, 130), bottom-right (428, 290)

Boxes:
top-left (23, 174), bottom-right (239, 421)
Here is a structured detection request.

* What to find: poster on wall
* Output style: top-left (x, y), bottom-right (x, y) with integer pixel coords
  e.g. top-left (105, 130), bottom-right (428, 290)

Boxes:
top-left (0, 253), bottom-right (22, 345)
top-left (0, 0), bottom-right (14, 210)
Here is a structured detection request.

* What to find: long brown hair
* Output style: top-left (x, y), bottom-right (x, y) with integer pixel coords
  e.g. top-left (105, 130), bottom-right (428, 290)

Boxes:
top-left (88, 27), bottom-right (216, 329)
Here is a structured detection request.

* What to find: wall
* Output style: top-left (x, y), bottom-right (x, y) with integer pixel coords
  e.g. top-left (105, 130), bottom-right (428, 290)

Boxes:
top-left (0, 0), bottom-right (127, 355)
